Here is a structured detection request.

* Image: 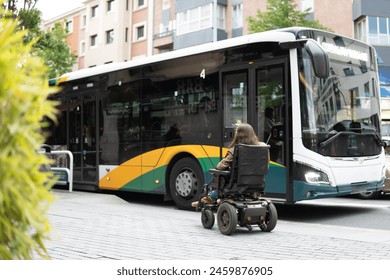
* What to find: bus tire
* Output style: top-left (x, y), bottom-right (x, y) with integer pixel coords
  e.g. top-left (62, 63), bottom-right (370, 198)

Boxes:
top-left (355, 191), bottom-right (380, 199)
top-left (169, 157), bottom-right (204, 210)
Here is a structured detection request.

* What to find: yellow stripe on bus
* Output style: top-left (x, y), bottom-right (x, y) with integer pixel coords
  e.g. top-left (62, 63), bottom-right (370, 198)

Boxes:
top-left (99, 145), bottom-right (221, 190)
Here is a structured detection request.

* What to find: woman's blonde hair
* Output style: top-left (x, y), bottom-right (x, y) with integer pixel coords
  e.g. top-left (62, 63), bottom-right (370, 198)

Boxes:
top-left (229, 123), bottom-right (259, 148)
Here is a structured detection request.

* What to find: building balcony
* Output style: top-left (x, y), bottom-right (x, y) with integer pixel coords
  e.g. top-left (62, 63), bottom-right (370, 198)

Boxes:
top-left (153, 30), bottom-right (174, 49)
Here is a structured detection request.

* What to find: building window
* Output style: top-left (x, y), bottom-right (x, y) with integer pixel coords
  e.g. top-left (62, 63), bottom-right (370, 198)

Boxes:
top-left (162, 0), bottom-right (170, 10)
top-left (80, 41), bottom-right (86, 56)
top-left (90, 34), bottom-right (97, 47)
top-left (232, 3), bottom-right (243, 29)
top-left (138, 26), bottom-right (144, 38)
top-left (368, 17), bottom-right (377, 33)
top-left (107, 0), bottom-right (115, 12)
top-left (134, 0), bottom-right (146, 10)
top-left (301, 0), bottom-right (314, 12)
top-left (367, 16), bottom-right (390, 46)
top-left (159, 22), bottom-right (172, 34)
top-left (91, 5), bottom-right (99, 18)
top-left (125, 27), bottom-right (129, 42)
top-left (176, 4), bottom-right (226, 35)
top-left (356, 18), bottom-right (366, 42)
top-left (134, 24), bottom-right (145, 41)
top-left (217, 5), bottom-right (226, 29)
top-left (82, 14), bottom-right (87, 28)
top-left (176, 4), bottom-right (212, 36)
top-left (106, 29), bottom-right (114, 44)
top-left (65, 20), bottom-right (73, 33)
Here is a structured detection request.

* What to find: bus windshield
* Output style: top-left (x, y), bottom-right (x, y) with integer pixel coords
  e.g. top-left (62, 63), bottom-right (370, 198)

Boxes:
top-left (299, 35), bottom-right (382, 157)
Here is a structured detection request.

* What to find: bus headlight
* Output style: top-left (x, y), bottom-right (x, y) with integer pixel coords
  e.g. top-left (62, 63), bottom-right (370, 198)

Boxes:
top-left (294, 161), bottom-right (333, 185)
top-left (305, 171), bottom-right (330, 184)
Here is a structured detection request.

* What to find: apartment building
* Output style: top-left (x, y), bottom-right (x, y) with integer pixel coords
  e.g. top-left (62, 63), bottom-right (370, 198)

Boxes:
top-left (44, 0), bottom-right (390, 104)
top-left (43, 0), bottom-right (269, 68)
top-left (353, 0), bottom-right (390, 96)
top-left (350, 0), bottom-right (390, 135)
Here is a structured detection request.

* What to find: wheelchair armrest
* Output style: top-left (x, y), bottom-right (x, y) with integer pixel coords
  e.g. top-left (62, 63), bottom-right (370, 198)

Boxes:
top-left (209, 169), bottom-right (231, 176)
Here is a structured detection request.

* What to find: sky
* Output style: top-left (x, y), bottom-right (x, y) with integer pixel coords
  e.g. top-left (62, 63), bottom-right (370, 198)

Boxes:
top-left (35, 0), bottom-right (84, 20)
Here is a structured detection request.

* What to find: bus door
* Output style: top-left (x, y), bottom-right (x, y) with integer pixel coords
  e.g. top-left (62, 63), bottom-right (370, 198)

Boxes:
top-left (221, 61), bottom-right (288, 200)
top-left (98, 81), bottom-right (142, 192)
top-left (68, 93), bottom-right (97, 186)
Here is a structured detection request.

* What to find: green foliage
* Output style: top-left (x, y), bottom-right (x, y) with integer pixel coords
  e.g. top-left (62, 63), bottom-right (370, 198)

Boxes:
top-left (34, 22), bottom-right (76, 79)
top-left (258, 81), bottom-right (284, 109)
top-left (248, 0), bottom-right (332, 33)
top-left (0, 4), bottom-right (57, 259)
top-left (4, 5), bottom-right (76, 79)
top-left (2, 0), bottom-right (38, 13)
top-left (18, 8), bottom-right (42, 41)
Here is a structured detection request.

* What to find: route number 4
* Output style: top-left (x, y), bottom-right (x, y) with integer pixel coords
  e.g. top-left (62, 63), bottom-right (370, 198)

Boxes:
top-left (200, 69), bottom-right (206, 79)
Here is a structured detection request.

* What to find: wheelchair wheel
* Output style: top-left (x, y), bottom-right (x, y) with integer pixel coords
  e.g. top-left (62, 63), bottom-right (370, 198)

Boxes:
top-left (201, 208), bottom-right (215, 229)
top-left (262, 202), bottom-right (278, 232)
top-left (217, 203), bottom-right (237, 235)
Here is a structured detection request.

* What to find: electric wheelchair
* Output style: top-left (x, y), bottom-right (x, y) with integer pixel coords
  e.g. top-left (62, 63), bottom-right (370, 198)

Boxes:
top-left (196, 144), bottom-right (278, 235)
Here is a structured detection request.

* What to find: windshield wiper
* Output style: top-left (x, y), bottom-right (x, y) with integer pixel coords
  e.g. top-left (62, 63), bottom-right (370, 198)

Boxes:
top-left (356, 127), bottom-right (383, 146)
top-left (319, 127), bottom-right (383, 149)
top-left (318, 131), bottom-right (345, 149)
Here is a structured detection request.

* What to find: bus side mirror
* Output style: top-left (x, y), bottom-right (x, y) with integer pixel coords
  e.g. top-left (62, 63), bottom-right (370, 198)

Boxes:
top-left (383, 139), bottom-right (390, 150)
top-left (304, 39), bottom-right (330, 79)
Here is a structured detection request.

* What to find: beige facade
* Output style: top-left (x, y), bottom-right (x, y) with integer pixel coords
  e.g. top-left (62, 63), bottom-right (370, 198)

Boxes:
top-left (44, 0), bottom-right (355, 70)
top-left (152, 0), bottom-right (175, 54)
top-left (242, 0), bottom-right (267, 35)
top-left (82, 0), bottom-right (132, 66)
top-left (313, 0), bottom-right (353, 38)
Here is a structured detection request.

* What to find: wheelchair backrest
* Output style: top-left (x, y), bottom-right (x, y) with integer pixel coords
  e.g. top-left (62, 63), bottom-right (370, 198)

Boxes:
top-left (229, 144), bottom-right (270, 192)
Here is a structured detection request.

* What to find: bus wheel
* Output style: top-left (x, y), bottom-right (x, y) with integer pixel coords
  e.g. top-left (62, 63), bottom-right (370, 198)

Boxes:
top-left (355, 191), bottom-right (380, 199)
top-left (169, 157), bottom-right (204, 210)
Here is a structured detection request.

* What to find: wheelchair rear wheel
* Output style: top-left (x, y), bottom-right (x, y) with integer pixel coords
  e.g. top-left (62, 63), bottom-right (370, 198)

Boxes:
top-left (261, 202), bottom-right (278, 232)
top-left (201, 208), bottom-right (215, 229)
top-left (217, 203), bottom-right (237, 235)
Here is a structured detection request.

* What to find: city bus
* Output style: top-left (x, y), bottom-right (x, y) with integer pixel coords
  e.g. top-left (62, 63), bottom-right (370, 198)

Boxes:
top-left (46, 27), bottom-right (386, 209)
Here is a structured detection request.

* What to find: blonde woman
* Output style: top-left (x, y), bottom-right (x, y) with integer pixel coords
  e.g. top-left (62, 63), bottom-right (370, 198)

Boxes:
top-left (192, 123), bottom-right (269, 207)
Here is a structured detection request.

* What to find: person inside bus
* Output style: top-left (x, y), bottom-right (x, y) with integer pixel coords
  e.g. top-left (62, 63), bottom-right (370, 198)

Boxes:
top-left (264, 107), bottom-right (275, 143)
top-left (191, 123), bottom-right (269, 207)
top-left (264, 106), bottom-right (283, 163)
top-left (165, 123), bottom-right (182, 145)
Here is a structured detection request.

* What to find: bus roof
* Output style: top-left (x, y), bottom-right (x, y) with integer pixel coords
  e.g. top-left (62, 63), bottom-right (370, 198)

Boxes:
top-left (58, 29), bottom-right (300, 84)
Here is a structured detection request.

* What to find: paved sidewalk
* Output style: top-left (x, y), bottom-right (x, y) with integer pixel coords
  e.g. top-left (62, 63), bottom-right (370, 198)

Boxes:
top-left (38, 189), bottom-right (390, 260)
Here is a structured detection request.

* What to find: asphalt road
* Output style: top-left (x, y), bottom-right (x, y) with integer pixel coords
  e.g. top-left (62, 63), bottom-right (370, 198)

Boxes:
top-left (277, 195), bottom-right (390, 230)
top-left (116, 191), bottom-right (390, 231)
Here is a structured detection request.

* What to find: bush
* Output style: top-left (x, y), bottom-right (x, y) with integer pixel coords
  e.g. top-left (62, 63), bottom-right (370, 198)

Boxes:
top-left (0, 6), bottom-right (57, 259)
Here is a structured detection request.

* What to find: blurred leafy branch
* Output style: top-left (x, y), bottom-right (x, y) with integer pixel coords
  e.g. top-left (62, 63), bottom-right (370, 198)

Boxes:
top-left (0, 0), bottom-right (58, 259)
